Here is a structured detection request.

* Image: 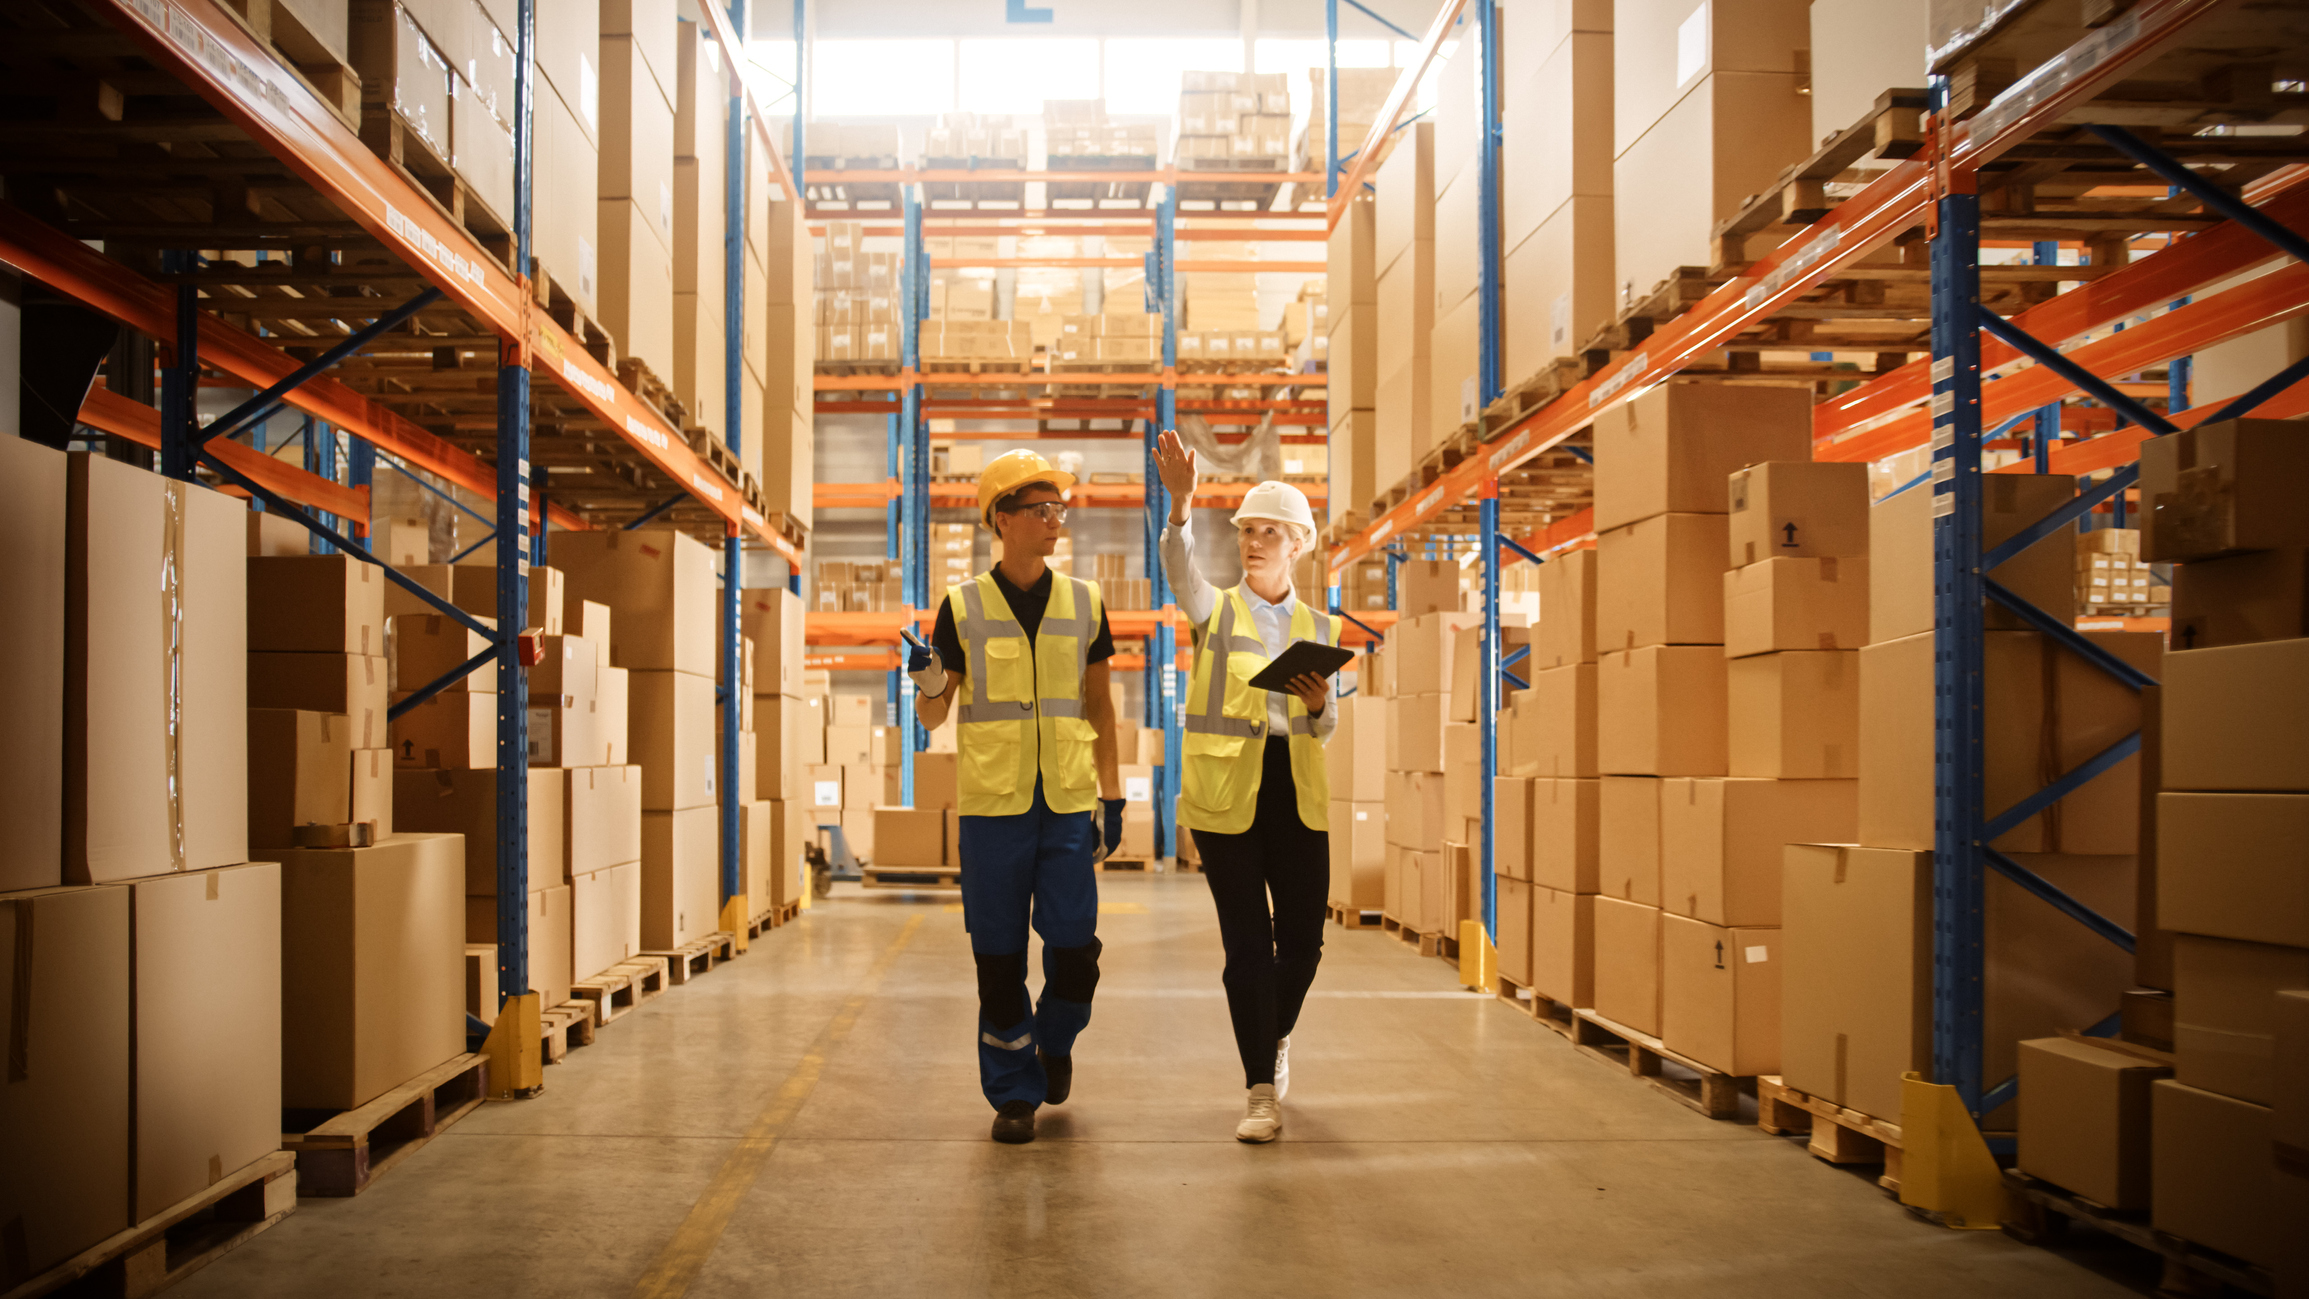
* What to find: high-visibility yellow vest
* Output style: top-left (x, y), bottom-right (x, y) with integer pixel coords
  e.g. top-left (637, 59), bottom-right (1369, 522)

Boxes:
top-left (1176, 587), bottom-right (1337, 835)
top-left (946, 569), bottom-right (1103, 817)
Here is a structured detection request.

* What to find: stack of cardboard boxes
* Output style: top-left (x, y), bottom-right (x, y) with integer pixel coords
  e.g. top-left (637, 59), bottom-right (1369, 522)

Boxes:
top-left (2075, 528), bottom-right (2158, 614)
top-left (594, 0), bottom-right (678, 385)
top-left (350, 0), bottom-right (519, 228)
top-left (1584, 384), bottom-right (1810, 1053)
top-left (1426, 26), bottom-right (1500, 440)
top-left (552, 529), bottom-right (724, 951)
top-left (1790, 458), bottom-right (2145, 1135)
top-left (743, 588), bottom-right (812, 915)
top-left (1326, 194), bottom-right (1376, 523)
top-left (815, 221), bottom-right (901, 366)
top-left (813, 693), bottom-right (883, 862)
top-left (1380, 609), bottom-right (1479, 937)
top-left (2015, 418), bottom-right (2309, 1270)
top-left (1501, 0), bottom-right (1615, 382)
top-left (1174, 71), bottom-right (1291, 165)
top-left (1506, 545), bottom-right (1602, 1011)
top-left (669, 16), bottom-right (729, 435)
top-left (1373, 122), bottom-right (1435, 498)
top-left (1298, 66), bottom-right (1397, 175)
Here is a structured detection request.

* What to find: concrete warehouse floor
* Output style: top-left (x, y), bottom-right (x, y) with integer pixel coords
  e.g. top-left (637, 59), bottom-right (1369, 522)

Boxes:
top-left (177, 874), bottom-right (2163, 1298)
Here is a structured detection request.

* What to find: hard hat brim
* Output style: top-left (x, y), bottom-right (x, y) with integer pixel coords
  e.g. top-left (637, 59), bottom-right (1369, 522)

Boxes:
top-left (980, 469), bottom-right (1077, 528)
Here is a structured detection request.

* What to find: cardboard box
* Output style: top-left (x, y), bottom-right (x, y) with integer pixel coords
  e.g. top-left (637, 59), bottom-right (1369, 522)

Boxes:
top-left (1592, 897), bottom-right (1661, 1034)
top-left (641, 805), bottom-right (718, 948)
top-left (2157, 793), bottom-right (2309, 948)
top-left (1449, 620), bottom-right (1534, 722)
top-left (1393, 559), bottom-right (1464, 618)
top-left (1374, 119), bottom-right (1433, 278)
top-left (1596, 645), bottom-right (1726, 776)
top-left (1494, 875), bottom-right (1535, 986)
top-left (2169, 547), bottom-right (2309, 648)
top-left (1726, 650), bottom-right (1858, 779)
top-left (1384, 769), bottom-right (1449, 852)
top-left (2163, 639), bottom-right (2309, 792)
top-left (389, 690), bottom-right (496, 769)
top-left (572, 859), bottom-right (643, 979)
top-left (393, 766), bottom-right (566, 894)
top-left (463, 883), bottom-right (573, 1010)
top-left (1860, 629), bottom-right (2158, 852)
top-left (66, 457), bottom-right (247, 883)
top-left (1598, 776), bottom-right (1661, 905)
top-left (1869, 475), bottom-right (2078, 642)
top-left (1532, 547), bottom-right (1598, 670)
top-left (630, 669), bottom-right (718, 810)
top-left (250, 652), bottom-right (389, 750)
top-left (1504, 195), bottom-right (1615, 384)
top-left (350, 748), bottom-right (394, 837)
top-left (2139, 417), bottom-right (2309, 562)
top-left (1661, 914), bottom-right (1780, 1076)
top-left (248, 553), bottom-right (386, 656)
top-left (2152, 1080), bottom-right (2277, 1266)
top-left (1532, 885), bottom-right (1595, 1007)
top-left (2171, 934), bottom-right (2309, 1105)
top-left (1329, 800), bottom-right (1388, 908)
top-left (1493, 777), bottom-right (1534, 882)
top-left (0, 436), bottom-right (66, 891)
top-left (464, 944), bottom-right (496, 1028)
top-left (1723, 556), bottom-right (1868, 658)
top-left (1726, 461), bottom-right (1871, 567)
top-left (1595, 513), bottom-right (1728, 651)
top-left (1592, 384), bottom-right (1813, 533)
top-left (1611, 70), bottom-right (1812, 303)
top-left (874, 807), bottom-right (947, 867)
top-left (393, 612), bottom-right (496, 697)
top-left (1386, 693), bottom-right (1448, 773)
top-left (2016, 1035), bottom-right (2169, 1210)
top-left (0, 885), bottom-right (130, 1278)
top-left (277, 833), bottom-right (466, 1110)
top-left (446, 562), bottom-right (564, 634)
top-left (1325, 694), bottom-right (1389, 802)
top-left (742, 586), bottom-right (807, 696)
top-left (1614, 0), bottom-right (1809, 150)
top-left (1527, 663), bottom-right (1599, 778)
top-left (549, 529), bottom-right (720, 676)
top-left (248, 710), bottom-right (355, 847)
top-left (1781, 844), bottom-right (1932, 1122)
top-left (1386, 611), bottom-right (1481, 697)
top-left (1530, 776), bottom-right (1600, 893)
top-left (1443, 724), bottom-right (1484, 823)
top-left (1660, 777), bottom-right (1856, 927)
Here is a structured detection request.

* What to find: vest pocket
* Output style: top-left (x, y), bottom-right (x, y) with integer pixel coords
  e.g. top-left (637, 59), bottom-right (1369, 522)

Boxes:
top-left (1051, 716), bottom-right (1097, 793)
top-left (983, 637), bottom-right (1031, 701)
top-left (1180, 731), bottom-right (1247, 809)
top-left (962, 725), bottom-right (1021, 797)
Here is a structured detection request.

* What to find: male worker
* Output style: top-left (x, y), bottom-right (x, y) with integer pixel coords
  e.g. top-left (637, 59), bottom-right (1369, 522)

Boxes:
top-left (907, 449), bottom-right (1126, 1144)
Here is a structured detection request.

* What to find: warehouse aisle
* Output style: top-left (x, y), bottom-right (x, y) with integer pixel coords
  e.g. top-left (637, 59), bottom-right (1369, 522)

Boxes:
top-left (176, 876), bottom-right (2150, 1298)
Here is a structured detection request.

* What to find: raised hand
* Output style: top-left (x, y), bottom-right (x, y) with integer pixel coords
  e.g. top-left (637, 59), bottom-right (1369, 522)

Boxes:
top-left (1154, 429), bottom-right (1198, 525)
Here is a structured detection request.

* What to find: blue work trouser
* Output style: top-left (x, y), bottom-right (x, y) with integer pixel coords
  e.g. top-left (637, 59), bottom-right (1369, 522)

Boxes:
top-left (958, 779), bottom-right (1100, 1109)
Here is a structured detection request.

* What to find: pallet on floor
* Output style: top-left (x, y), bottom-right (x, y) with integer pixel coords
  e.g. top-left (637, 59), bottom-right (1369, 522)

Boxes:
top-left (571, 954), bottom-right (671, 1026)
top-left (1380, 914), bottom-right (1457, 960)
top-left (1490, 974), bottom-right (1576, 1039)
top-left (1571, 1009), bottom-right (1750, 1120)
top-left (1999, 1168), bottom-right (2272, 1297)
top-left (3, 1149), bottom-right (296, 1299)
top-left (1098, 856), bottom-right (1155, 873)
top-left (861, 863), bottom-right (964, 890)
top-left (746, 903), bottom-right (784, 940)
top-left (1755, 1075), bottom-right (1905, 1191)
top-left (1327, 901), bottom-right (1382, 930)
top-left (644, 932), bottom-right (739, 986)
top-left (282, 1053), bottom-right (489, 1197)
top-left (539, 1000), bottom-right (596, 1064)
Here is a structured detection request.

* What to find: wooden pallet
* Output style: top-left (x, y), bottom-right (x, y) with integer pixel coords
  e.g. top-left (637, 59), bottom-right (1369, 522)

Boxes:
top-left (216, 0), bottom-right (362, 129)
top-left (282, 1053), bottom-right (489, 1197)
top-left (571, 954), bottom-right (671, 1026)
top-left (1755, 1075), bottom-right (1906, 1192)
top-left (1098, 856), bottom-right (1155, 873)
top-left (1571, 1009), bottom-right (1750, 1120)
top-left (2000, 1169), bottom-right (2273, 1298)
top-left (746, 904), bottom-right (783, 940)
top-left (539, 999), bottom-right (597, 1064)
top-left (1478, 358), bottom-right (1586, 439)
top-left (357, 107), bottom-right (513, 272)
top-left (2, 1150), bottom-right (296, 1299)
top-left (862, 864), bottom-right (965, 890)
top-left (1327, 901), bottom-right (1383, 930)
top-left (812, 361), bottom-right (904, 377)
top-left (1380, 915), bottom-right (1456, 960)
top-left (644, 932), bottom-right (740, 987)
top-left (1490, 974), bottom-right (1576, 1039)
top-left (1710, 89), bottom-right (1930, 270)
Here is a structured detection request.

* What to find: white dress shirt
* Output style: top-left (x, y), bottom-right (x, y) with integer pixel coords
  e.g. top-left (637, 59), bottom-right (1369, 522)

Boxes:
top-left (1160, 517), bottom-right (1338, 743)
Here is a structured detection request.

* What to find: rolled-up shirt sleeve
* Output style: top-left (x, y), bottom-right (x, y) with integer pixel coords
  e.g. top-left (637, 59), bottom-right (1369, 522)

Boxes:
top-left (1159, 516), bottom-right (1217, 627)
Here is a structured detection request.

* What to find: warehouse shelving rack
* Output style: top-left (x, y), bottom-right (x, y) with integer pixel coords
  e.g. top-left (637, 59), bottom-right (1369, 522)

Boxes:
top-left (804, 156), bottom-right (1336, 860)
top-left (1, 0), bottom-right (807, 1089)
top-left (1318, 0), bottom-right (2309, 1192)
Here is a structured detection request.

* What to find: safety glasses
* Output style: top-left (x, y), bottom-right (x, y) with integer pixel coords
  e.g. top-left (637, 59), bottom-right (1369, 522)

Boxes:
top-left (1009, 501), bottom-right (1069, 525)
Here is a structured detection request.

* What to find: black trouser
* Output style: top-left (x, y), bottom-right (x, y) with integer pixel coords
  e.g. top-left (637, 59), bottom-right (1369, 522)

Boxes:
top-left (1190, 739), bottom-right (1329, 1089)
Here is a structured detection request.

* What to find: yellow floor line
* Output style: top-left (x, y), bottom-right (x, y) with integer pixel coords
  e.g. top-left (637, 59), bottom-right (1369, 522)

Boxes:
top-left (630, 913), bottom-right (926, 1299)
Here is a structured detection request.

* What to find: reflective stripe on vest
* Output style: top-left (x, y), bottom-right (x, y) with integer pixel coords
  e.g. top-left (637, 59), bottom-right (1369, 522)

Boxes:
top-left (1175, 587), bottom-right (1339, 835)
top-left (949, 570), bottom-right (1101, 817)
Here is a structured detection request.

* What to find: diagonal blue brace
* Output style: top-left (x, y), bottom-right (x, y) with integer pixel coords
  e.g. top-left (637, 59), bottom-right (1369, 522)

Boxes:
top-left (625, 492), bottom-right (688, 530)
top-left (2197, 349), bottom-right (2309, 426)
top-left (1983, 465), bottom-right (2138, 570)
top-left (1983, 846), bottom-right (2137, 953)
top-left (1882, 469), bottom-right (1932, 500)
top-left (195, 445), bottom-right (495, 639)
top-left (1983, 578), bottom-right (2159, 690)
top-left (1981, 730), bottom-right (2142, 843)
top-left (382, 457), bottom-right (495, 525)
top-left (1502, 644), bottom-right (1529, 669)
top-left (1563, 445), bottom-right (1593, 464)
top-left (197, 288), bottom-right (444, 448)
top-left (449, 529), bottom-right (500, 565)
top-left (1501, 669), bottom-right (1527, 690)
top-left (1498, 535), bottom-right (1547, 567)
top-left (388, 646), bottom-right (502, 722)
top-left (2087, 125), bottom-right (2309, 268)
top-left (1341, 0), bottom-right (1416, 39)
top-left (1340, 611), bottom-right (1385, 642)
top-left (1979, 308), bottom-right (2177, 437)
top-left (1979, 1075), bottom-right (2017, 1116)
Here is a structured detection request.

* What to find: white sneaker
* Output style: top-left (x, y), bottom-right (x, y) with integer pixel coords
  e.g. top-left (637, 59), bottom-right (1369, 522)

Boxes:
top-left (1236, 1084), bottom-right (1282, 1143)
top-left (1274, 1036), bottom-right (1291, 1101)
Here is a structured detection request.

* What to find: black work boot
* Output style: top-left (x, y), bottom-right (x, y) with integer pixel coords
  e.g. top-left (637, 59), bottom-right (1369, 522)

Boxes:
top-left (1040, 1051), bottom-right (1073, 1105)
top-left (991, 1100), bottom-right (1038, 1144)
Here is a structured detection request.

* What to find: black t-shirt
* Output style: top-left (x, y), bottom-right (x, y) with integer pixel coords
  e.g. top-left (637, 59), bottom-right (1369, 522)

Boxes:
top-left (931, 565), bottom-right (1115, 692)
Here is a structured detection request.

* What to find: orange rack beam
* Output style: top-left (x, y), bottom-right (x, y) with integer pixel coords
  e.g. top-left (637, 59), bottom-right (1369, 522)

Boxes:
top-left (812, 372), bottom-right (1323, 390)
top-left (812, 481), bottom-right (1328, 509)
top-left (804, 169), bottom-right (1326, 185)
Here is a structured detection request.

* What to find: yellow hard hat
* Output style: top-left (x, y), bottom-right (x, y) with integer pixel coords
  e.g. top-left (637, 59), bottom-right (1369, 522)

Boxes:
top-left (977, 449), bottom-right (1076, 530)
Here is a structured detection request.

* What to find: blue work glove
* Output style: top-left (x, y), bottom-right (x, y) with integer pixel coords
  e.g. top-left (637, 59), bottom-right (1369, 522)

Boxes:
top-left (904, 634), bottom-right (948, 698)
top-left (1096, 798), bottom-right (1126, 863)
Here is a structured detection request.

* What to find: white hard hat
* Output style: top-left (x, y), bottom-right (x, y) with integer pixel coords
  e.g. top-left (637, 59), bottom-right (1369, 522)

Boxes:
top-left (1232, 480), bottom-right (1317, 537)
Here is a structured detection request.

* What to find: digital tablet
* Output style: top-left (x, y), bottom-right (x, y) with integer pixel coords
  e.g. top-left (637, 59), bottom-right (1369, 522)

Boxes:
top-left (1245, 638), bottom-right (1359, 692)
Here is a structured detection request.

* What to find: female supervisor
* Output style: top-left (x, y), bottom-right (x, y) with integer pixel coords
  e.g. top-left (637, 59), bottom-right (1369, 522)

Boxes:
top-left (1153, 429), bottom-right (1343, 1144)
